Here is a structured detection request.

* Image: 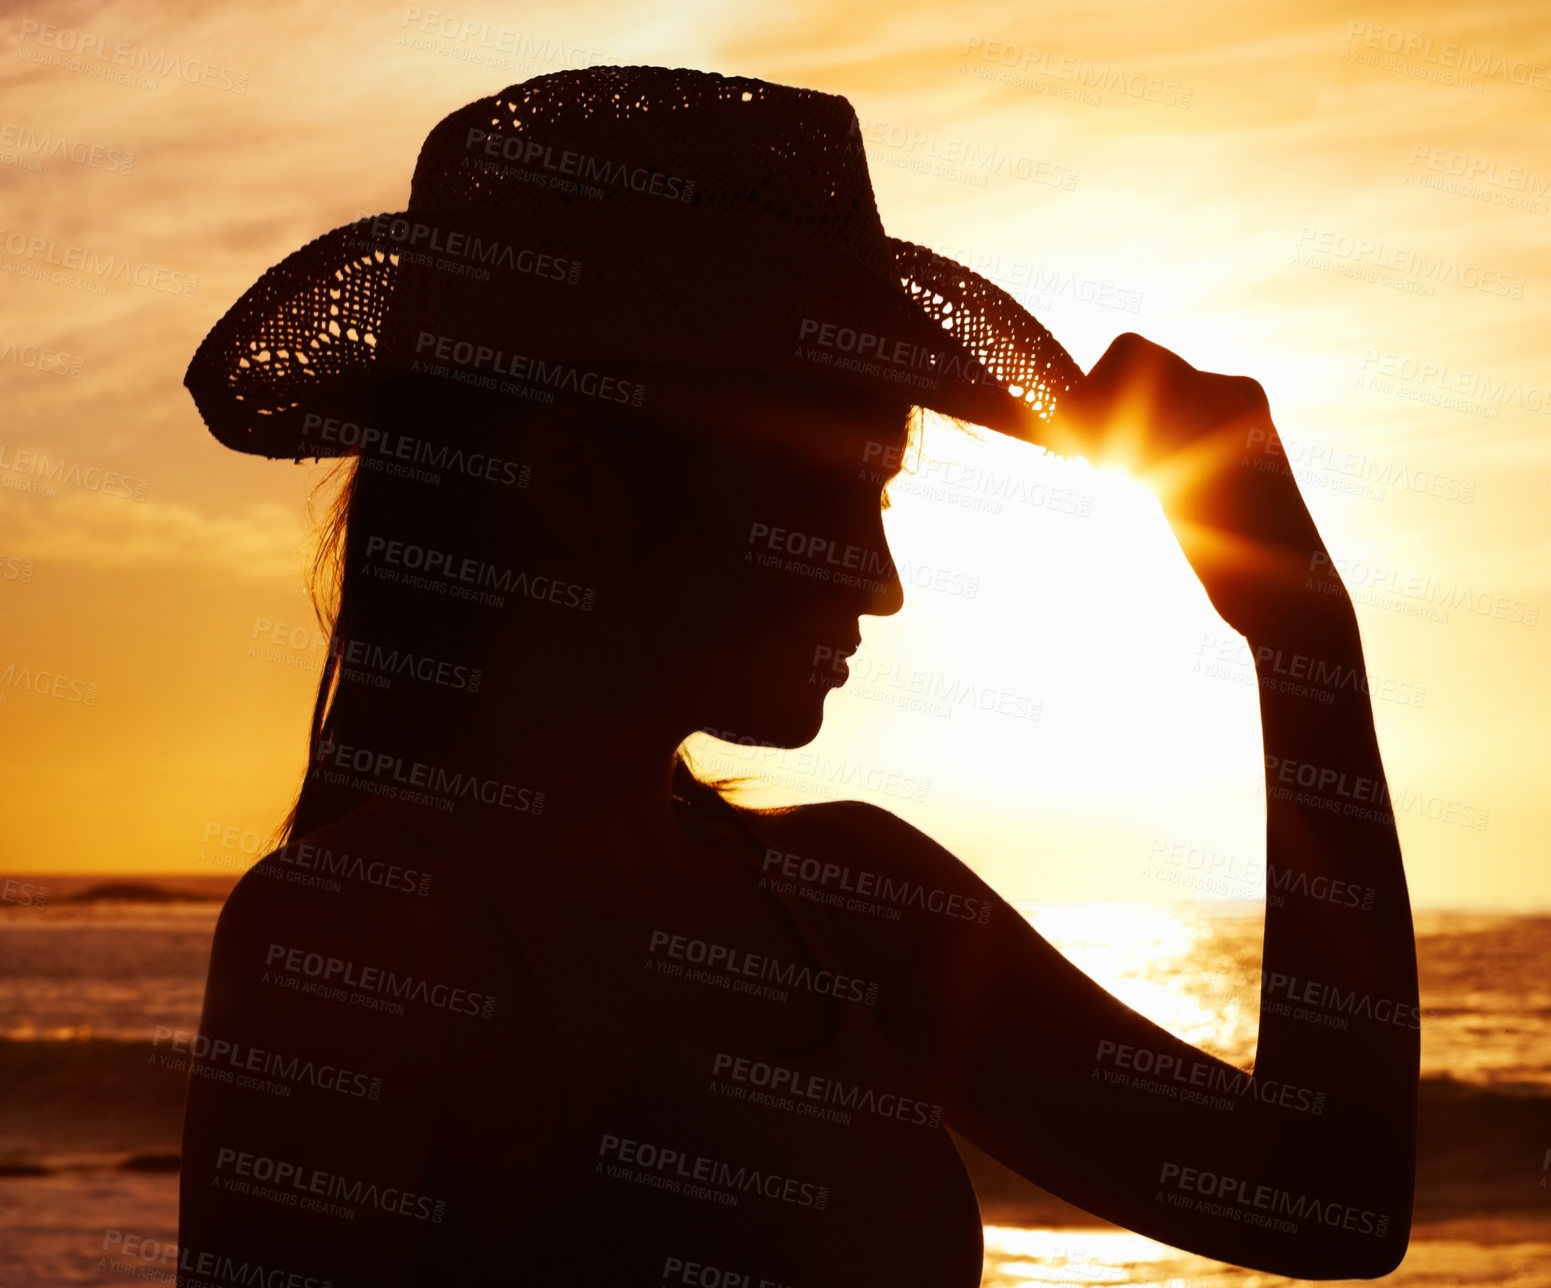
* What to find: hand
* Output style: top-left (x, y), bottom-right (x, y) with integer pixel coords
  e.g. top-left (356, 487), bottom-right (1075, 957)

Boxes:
top-left (1052, 333), bottom-right (1353, 647)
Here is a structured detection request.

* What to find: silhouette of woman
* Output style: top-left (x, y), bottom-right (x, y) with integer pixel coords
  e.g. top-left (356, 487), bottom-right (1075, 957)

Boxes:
top-left (179, 67), bottom-right (1419, 1286)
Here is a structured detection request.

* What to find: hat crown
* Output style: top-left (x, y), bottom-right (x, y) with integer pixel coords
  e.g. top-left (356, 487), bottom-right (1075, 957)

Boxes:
top-left (183, 64), bottom-right (1085, 459)
top-left (408, 64), bottom-right (895, 278)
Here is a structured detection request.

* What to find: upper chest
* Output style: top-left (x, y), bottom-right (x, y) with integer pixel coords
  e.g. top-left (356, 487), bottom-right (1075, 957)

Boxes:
top-left (404, 806), bottom-right (985, 1287)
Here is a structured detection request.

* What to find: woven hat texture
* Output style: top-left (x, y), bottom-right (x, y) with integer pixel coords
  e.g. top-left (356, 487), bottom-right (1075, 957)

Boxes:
top-left (184, 65), bottom-right (1085, 459)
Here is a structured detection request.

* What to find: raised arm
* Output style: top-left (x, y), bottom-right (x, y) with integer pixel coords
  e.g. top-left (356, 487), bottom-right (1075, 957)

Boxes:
top-left (797, 334), bottom-right (1419, 1279)
top-left (1062, 339), bottom-right (1420, 1243)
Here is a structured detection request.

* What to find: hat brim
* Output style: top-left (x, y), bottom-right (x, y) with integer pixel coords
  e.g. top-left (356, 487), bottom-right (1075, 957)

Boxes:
top-left (184, 204), bottom-right (1087, 461)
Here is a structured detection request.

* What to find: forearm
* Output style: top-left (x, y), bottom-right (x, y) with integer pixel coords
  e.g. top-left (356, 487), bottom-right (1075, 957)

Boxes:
top-left (1249, 594), bottom-right (1420, 1189)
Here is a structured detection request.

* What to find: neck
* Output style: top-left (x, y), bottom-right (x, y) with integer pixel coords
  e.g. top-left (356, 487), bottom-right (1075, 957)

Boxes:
top-left (316, 651), bottom-right (701, 870)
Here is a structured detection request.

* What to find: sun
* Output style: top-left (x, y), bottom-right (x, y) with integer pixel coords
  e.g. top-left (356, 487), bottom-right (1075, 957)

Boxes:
top-left (689, 407), bottom-right (1269, 896)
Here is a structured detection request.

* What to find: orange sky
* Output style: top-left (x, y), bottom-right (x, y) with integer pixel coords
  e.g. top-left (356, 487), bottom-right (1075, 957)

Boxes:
top-left (2, 1), bottom-right (1547, 909)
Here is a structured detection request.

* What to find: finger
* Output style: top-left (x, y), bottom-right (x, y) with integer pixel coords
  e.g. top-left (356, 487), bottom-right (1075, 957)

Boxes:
top-left (1056, 334), bottom-right (1189, 465)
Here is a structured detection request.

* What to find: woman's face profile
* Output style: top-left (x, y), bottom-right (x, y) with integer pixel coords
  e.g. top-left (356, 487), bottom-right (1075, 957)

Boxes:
top-left (532, 372), bottom-right (913, 752)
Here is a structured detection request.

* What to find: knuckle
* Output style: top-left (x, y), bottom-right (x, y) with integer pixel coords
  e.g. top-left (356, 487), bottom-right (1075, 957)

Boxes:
top-left (1101, 332), bottom-right (1152, 366)
top-left (1217, 373), bottom-right (1269, 411)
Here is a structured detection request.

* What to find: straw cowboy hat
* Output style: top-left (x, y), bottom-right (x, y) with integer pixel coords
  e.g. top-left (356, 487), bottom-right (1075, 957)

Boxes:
top-left (183, 64), bottom-right (1086, 460)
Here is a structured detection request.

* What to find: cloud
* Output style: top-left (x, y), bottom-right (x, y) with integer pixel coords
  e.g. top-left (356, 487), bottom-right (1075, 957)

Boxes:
top-left (0, 486), bottom-right (306, 581)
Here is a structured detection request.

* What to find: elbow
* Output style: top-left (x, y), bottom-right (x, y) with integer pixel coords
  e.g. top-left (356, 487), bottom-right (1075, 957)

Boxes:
top-left (1275, 1226), bottom-right (1411, 1281)
top-left (1347, 1233), bottom-right (1411, 1281)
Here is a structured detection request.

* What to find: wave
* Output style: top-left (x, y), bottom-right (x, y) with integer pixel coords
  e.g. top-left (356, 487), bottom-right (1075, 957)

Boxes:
top-left (968, 1077), bottom-right (1551, 1225)
top-left (57, 881), bottom-right (222, 904)
top-left (0, 1040), bottom-right (1545, 1222)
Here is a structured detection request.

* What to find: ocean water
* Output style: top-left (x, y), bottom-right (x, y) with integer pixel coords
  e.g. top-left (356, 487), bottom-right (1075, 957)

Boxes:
top-left (0, 880), bottom-right (1546, 1285)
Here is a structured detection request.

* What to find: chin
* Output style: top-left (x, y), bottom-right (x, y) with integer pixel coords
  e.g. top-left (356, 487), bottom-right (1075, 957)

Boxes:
top-left (702, 688), bottom-right (829, 751)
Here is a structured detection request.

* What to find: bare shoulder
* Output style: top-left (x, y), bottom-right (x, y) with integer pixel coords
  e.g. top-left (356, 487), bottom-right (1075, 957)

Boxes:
top-left (737, 798), bottom-right (1008, 931)
top-left (214, 801), bottom-right (492, 959)
top-left (202, 800), bottom-right (542, 1057)
top-left (743, 797), bottom-right (944, 861)
top-left (183, 805), bottom-right (553, 1281)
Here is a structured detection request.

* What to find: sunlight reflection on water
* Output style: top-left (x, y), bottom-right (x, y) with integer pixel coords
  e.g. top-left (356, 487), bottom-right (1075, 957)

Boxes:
top-left (1015, 901), bottom-right (1263, 1067)
top-left (981, 1224), bottom-right (1551, 1287)
top-left (982, 1225), bottom-right (1266, 1287)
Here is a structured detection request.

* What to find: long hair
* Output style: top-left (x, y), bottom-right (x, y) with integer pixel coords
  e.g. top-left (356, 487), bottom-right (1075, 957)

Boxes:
top-left (272, 373), bottom-right (744, 850)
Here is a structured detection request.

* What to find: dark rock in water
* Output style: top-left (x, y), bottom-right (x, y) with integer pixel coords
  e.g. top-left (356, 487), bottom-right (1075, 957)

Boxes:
top-left (61, 883), bottom-right (207, 904)
top-left (121, 1152), bottom-right (181, 1172)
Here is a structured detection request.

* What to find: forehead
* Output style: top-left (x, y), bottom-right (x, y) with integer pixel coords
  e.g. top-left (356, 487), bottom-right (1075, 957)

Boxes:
top-left (646, 371), bottom-right (913, 473)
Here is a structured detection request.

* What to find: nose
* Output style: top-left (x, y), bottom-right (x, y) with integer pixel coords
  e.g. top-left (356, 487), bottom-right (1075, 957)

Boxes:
top-left (869, 540), bottom-right (905, 618)
top-left (861, 511), bottom-right (905, 618)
